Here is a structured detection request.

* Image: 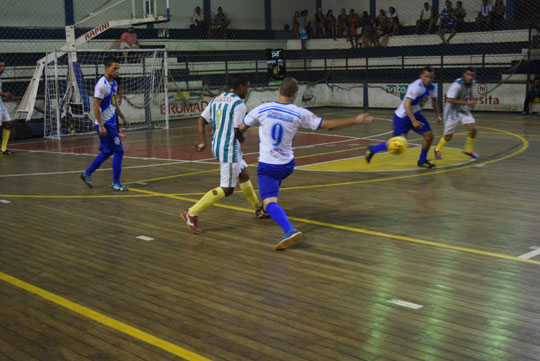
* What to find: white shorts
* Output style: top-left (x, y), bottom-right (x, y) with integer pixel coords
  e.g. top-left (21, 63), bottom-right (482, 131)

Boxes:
top-left (0, 108), bottom-right (11, 126)
top-left (220, 159), bottom-right (248, 188)
top-left (444, 112), bottom-right (475, 135)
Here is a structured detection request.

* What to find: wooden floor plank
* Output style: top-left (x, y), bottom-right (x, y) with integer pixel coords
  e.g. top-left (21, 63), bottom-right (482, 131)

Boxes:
top-left (2, 109), bottom-right (540, 360)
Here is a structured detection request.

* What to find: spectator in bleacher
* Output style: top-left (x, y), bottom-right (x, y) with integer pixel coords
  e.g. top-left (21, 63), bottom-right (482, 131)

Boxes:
top-left (304, 9), bottom-right (313, 38)
top-left (120, 26), bottom-right (140, 60)
top-left (347, 9), bottom-right (360, 48)
top-left (416, 2), bottom-right (435, 34)
top-left (325, 10), bottom-right (337, 40)
top-left (439, 8), bottom-right (458, 44)
top-left (476, 0), bottom-right (493, 31)
top-left (361, 11), bottom-right (377, 47)
top-left (190, 6), bottom-right (207, 37)
top-left (376, 9), bottom-right (390, 47)
top-left (521, 77), bottom-right (540, 115)
top-left (491, 0), bottom-right (505, 30)
top-left (442, 1), bottom-right (453, 19)
top-left (337, 8), bottom-right (349, 38)
top-left (454, 1), bottom-right (466, 30)
top-left (298, 10), bottom-right (308, 49)
top-left (387, 7), bottom-right (400, 36)
top-left (209, 7), bottom-right (230, 39)
top-left (314, 8), bottom-right (326, 38)
top-left (292, 11), bottom-right (300, 38)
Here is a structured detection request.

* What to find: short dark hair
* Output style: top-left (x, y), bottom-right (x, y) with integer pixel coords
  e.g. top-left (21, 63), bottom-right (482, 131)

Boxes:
top-left (279, 77), bottom-right (299, 97)
top-left (535, 76), bottom-right (540, 81)
top-left (0, 58), bottom-right (4, 63)
top-left (104, 56), bottom-right (119, 68)
top-left (228, 74), bottom-right (249, 90)
top-left (464, 67), bottom-right (476, 73)
top-left (420, 66), bottom-right (434, 74)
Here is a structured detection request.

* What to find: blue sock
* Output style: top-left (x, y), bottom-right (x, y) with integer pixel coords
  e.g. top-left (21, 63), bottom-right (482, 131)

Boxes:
top-left (86, 153), bottom-right (110, 175)
top-left (370, 141), bottom-right (388, 154)
top-left (266, 202), bottom-right (294, 234)
top-left (112, 150), bottom-right (124, 184)
top-left (419, 148), bottom-right (428, 163)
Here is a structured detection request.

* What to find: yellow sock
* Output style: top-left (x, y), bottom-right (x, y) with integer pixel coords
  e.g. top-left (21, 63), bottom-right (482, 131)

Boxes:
top-left (1, 129), bottom-right (10, 152)
top-left (465, 136), bottom-right (476, 153)
top-left (240, 180), bottom-right (262, 210)
top-left (435, 137), bottom-right (448, 152)
top-left (188, 187), bottom-right (226, 217)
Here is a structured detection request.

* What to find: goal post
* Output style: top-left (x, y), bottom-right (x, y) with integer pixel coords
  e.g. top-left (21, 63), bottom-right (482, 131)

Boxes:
top-left (43, 49), bottom-right (168, 138)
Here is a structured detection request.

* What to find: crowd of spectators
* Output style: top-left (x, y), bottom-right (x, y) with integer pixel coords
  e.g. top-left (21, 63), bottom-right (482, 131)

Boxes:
top-left (291, 6), bottom-right (401, 48)
top-left (288, 1), bottom-right (506, 48)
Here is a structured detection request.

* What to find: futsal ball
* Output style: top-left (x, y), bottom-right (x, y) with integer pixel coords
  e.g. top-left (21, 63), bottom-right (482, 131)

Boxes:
top-left (386, 136), bottom-right (407, 155)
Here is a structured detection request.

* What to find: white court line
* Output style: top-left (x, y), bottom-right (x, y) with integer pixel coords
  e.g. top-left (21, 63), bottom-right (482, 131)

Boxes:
top-left (518, 247), bottom-right (540, 259)
top-left (387, 299), bottom-right (423, 309)
top-left (0, 161), bottom-right (190, 178)
top-left (0, 199), bottom-right (11, 204)
top-left (136, 235), bottom-right (154, 242)
top-left (5, 128), bottom-right (395, 178)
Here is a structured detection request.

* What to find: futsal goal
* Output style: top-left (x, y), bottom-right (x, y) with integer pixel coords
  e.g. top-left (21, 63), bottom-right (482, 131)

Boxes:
top-left (43, 49), bottom-right (168, 138)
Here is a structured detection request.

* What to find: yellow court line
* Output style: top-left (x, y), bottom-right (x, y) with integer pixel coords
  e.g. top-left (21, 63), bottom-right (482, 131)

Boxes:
top-left (128, 187), bottom-right (540, 266)
top-left (0, 194), bottom-right (156, 199)
top-left (0, 272), bottom-right (212, 361)
top-left (124, 168), bottom-right (220, 185)
top-left (280, 126), bottom-right (528, 191)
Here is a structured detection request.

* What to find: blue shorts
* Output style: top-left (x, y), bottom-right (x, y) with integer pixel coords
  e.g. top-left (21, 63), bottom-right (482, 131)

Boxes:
top-left (96, 123), bottom-right (123, 154)
top-left (257, 159), bottom-right (295, 200)
top-left (393, 112), bottom-right (432, 137)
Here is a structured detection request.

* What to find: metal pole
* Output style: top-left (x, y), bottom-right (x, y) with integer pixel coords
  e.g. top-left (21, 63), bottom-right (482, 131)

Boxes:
top-left (163, 50), bottom-right (169, 129)
top-left (54, 51), bottom-right (62, 139)
top-left (364, 56), bottom-right (369, 111)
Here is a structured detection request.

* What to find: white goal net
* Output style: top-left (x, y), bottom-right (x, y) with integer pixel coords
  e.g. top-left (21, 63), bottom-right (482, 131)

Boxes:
top-left (43, 49), bottom-right (168, 138)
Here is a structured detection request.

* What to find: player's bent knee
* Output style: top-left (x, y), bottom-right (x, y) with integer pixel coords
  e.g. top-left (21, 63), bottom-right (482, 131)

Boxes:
top-left (221, 187), bottom-right (234, 196)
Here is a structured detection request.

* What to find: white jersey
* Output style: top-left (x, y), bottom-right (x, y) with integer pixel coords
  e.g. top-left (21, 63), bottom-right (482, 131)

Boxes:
top-left (395, 78), bottom-right (436, 118)
top-left (444, 77), bottom-right (475, 120)
top-left (0, 79), bottom-right (5, 111)
top-left (201, 92), bottom-right (246, 163)
top-left (244, 101), bottom-right (323, 165)
top-left (93, 75), bottom-right (118, 126)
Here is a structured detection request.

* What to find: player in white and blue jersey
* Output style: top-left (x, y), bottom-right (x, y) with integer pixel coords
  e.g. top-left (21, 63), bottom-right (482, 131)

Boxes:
top-left (80, 56), bottom-right (130, 191)
top-left (435, 67), bottom-right (479, 159)
top-left (181, 75), bottom-right (267, 234)
top-left (0, 58), bottom-right (15, 155)
top-left (366, 66), bottom-right (443, 168)
top-left (238, 77), bottom-right (372, 250)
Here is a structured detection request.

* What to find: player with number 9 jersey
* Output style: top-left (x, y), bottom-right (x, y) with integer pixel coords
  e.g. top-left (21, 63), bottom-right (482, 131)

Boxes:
top-left (239, 77), bottom-right (372, 250)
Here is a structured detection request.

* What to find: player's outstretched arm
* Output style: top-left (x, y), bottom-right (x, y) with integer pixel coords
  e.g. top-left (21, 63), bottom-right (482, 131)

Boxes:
top-left (194, 117), bottom-right (207, 152)
top-left (319, 113), bottom-right (373, 131)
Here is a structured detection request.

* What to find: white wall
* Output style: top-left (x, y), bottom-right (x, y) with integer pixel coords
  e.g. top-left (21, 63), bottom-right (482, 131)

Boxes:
top-left (1, 0), bottom-right (64, 27)
top-left (0, 0), bottom-right (502, 31)
top-left (376, 0), bottom-right (426, 26)
top-left (272, 0), bottom-right (315, 30)
top-left (322, 0), bottom-right (370, 13)
top-left (211, 0), bottom-right (265, 30)
top-left (161, 0), bottom-right (203, 29)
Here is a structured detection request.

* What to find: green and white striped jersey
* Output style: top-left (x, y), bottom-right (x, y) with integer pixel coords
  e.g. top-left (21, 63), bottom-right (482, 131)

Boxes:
top-left (444, 77), bottom-right (475, 120)
top-left (201, 92), bottom-right (246, 163)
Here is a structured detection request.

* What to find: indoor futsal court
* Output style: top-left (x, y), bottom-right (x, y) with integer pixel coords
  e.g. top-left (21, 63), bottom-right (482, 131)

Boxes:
top-left (1, 107), bottom-right (539, 361)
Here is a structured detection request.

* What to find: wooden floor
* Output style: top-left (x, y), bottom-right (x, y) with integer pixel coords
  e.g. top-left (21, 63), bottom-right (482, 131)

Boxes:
top-left (1, 107), bottom-right (540, 361)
